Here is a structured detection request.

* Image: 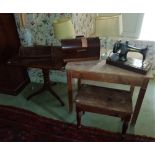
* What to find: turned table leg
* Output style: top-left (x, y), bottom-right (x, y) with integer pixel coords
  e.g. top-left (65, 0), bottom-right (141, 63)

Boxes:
top-left (67, 71), bottom-right (73, 112)
top-left (76, 107), bottom-right (82, 128)
top-left (77, 78), bottom-right (81, 91)
top-left (130, 85), bottom-right (135, 97)
top-left (27, 68), bottom-right (64, 106)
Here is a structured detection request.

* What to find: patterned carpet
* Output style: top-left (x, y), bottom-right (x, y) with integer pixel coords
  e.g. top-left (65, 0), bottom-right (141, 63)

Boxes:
top-left (0, 105), bottom-right (155, 142)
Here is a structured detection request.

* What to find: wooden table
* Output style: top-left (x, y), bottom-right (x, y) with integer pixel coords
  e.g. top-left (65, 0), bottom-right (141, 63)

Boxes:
top-left (66, 60), bottom-right (153, 125)
top-left (7, 46), bottom-right (65, 106)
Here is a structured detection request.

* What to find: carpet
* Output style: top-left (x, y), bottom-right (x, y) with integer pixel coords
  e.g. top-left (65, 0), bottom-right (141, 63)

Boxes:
top-left (0, 105), bottom-right (154, 142)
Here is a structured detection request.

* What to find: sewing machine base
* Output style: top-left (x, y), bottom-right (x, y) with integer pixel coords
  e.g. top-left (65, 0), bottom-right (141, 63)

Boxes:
top-left (106, 54), bottom-right (151, 75)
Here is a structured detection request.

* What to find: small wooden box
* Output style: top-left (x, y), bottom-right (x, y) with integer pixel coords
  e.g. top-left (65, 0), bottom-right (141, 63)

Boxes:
top-left (61, 37), bottom-right (100, 62)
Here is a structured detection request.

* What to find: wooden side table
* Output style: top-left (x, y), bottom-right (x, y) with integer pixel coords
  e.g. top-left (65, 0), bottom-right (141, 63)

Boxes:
top-left (66, 60), bottom-right (153, 125)
top-left (7, 46), bottom-right (65, 106)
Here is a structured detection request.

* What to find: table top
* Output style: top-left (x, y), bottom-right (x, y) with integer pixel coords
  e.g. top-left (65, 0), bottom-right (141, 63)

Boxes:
top-left (7, 46), bottom-right (65, 70)
top-left (66, 60), bottom-right (153, 79)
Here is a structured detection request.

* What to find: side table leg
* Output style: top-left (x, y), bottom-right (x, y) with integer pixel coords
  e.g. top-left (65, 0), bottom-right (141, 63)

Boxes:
top-left (26, 69), bottom-right (50, 100)
top-left (131, 79), bottom-right (149, 125)
top-left (48, 88), bottom-right (64, 106)
top-left (130, 85), bottom-right (135, 97)
top-left (76, 107), bottom-right (82, 128)
top-left (27, 68), bottom-right (65, 107)
top-left (43, 69), bottom-right (64, 106)
top-left (67, 71), bottom-right (73, 113)
top-left (77, 78), bottom-right (81, 91)
top-left (27, 87), bottom-right (44, 100)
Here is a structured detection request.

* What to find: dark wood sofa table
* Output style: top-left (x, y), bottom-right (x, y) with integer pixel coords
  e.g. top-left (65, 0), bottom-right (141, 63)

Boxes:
top-left (7, 46), bottom-right (65, 106)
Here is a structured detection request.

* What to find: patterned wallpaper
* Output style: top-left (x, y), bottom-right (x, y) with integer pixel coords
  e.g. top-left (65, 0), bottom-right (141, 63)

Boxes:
top-left (72, 13), bottom-right (96, 37)
top-left (14, 13), bottom-right (72, 46)
top-left (14, 13), bottom-right (96, 46)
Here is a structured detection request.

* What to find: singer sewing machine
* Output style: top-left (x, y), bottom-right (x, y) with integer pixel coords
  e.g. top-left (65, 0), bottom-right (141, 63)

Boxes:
top-left (106, 40), bottom-right (151, 74)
